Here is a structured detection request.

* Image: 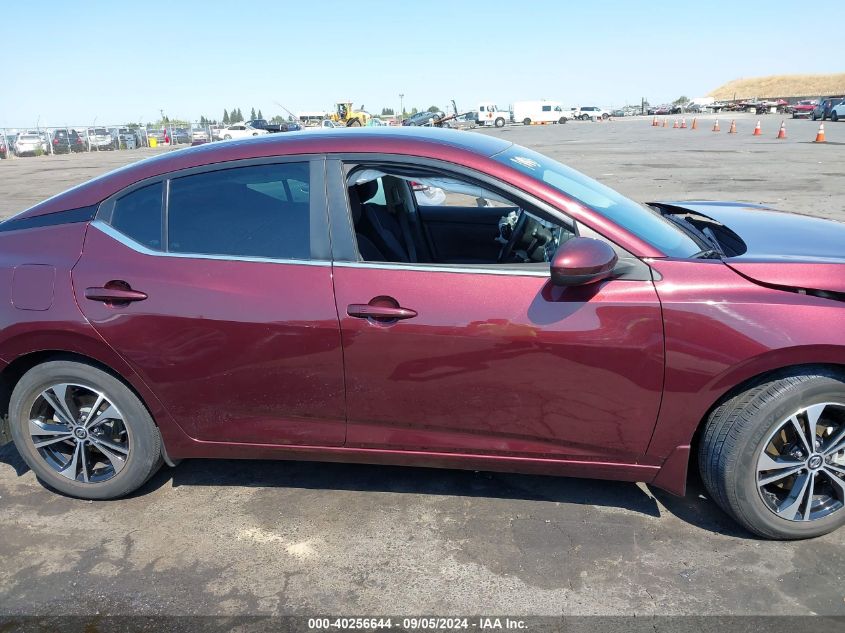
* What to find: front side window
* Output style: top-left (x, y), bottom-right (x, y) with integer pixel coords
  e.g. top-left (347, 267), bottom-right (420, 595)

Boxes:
top-left (109, 182), bottom-right (163, 250)
top-left (346, 166), bottom-right (575, 267)
top-left (168, 162), bottom-right (311, 259)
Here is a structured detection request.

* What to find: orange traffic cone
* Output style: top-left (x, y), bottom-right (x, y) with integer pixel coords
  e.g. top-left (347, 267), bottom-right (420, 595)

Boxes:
top-left (652, 116), bottom-right (658, 127)
top-left (712, 119), bottom-right (720, 132)
top-left (776, 120), bottom-right (786, 139)
top-left (672, 119), bottom-right (679, 129)
top-left (691, 117), bottom-right (698, 130)
top-left (680, 118), bottom-right (687, 129)
top-left (814, 123), bottom-right (826, 143)
top-left (753, 120), bottom-right (762, 136)
top-left (728, 120), bottom-right (737, 134)
top-left (663, 118), bottom-right (668, 128)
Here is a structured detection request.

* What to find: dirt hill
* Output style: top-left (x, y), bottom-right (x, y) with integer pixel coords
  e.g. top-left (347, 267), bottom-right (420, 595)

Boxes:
top-left (709, 73), bottom-right (845, 100)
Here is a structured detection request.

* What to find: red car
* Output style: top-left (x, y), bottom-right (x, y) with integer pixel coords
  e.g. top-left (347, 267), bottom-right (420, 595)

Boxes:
top-left (1, 129), bottom-right (844, 540)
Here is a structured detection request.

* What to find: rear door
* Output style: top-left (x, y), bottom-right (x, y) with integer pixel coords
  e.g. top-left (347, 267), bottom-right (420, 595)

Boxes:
top-left (73, 157), bottom-right (346, 446)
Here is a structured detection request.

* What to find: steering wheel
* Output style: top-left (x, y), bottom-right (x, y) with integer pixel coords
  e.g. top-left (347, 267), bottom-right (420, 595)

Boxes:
top-left (498, 210), bottom-right (528, 263)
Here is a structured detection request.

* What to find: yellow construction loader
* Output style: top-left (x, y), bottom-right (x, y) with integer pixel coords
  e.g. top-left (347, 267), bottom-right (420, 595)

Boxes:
top-left (331, 102), bottom-right (370, 127)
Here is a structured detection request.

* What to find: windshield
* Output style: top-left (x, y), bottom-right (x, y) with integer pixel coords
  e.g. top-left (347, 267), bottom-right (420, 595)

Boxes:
top-left (493, 145), bottom-right (701, 257)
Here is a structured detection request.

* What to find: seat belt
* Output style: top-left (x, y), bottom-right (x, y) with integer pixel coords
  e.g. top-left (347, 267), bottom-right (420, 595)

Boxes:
top-left (389, 189), bottom-right (417, 263)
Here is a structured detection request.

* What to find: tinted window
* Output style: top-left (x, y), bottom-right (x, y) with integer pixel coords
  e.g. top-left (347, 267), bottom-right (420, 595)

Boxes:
top-left (110, 183), bottom-right (163, 250)
top-left (542, 105), bottom-right (551, 112)
top-left (167, 163), bottom-right (311, 259)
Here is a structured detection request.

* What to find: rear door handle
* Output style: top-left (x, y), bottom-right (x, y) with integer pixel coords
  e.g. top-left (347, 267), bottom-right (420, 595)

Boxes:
top-left (85, 285), bottom-right (148, 303)
top-left (347, 304), bottom-right (417, 320)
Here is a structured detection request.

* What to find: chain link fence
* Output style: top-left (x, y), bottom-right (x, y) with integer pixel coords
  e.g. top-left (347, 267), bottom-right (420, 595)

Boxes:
top-left (0, 123), bottom-right (215, 159)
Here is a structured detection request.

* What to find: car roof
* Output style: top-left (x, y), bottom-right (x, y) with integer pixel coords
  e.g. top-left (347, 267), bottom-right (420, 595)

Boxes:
top-left (17, 128), bottom-right (514, 219)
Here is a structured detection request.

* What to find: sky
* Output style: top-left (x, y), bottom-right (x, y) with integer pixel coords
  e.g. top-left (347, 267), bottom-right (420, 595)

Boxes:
top-left (2, 0), bottom-right (842, 127)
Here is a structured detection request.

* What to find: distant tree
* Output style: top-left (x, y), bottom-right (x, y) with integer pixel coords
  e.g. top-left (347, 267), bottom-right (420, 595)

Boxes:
top-left (257, 109), bottom-right (263, 119)
top-left (360, 105), bottom-right (365, 112)
top-left (410, 107), bottom-right (418, 115)
top-left (250, 107), bottom-right (257, 120)
top-left (427, 105), bottom-right (439, 112)
top-left (237, 108), bottom-right (244, 121)
top-left (673, 95), bottom-right (690, 106)
top-left (270, 115), bottom-right (285, 124)
top-left (223, 109), bottom-right (230, 124)
top-left (381, 107), bottom-right (394, 116)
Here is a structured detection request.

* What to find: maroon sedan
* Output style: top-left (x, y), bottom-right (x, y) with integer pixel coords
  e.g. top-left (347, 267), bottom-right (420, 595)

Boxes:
top-left (1, 128), bottom-right (844, 540)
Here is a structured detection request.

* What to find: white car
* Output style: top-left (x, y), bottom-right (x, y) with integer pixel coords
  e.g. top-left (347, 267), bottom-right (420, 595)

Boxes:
top-left (87, 128), bottom-right (114, 150)
top-left (14, 134), bottom-right (43, 156)
top-left (831, 100), bottom-right (845, 122)
top-left (572, 106), bottom-right (610, 121)
top-left (219, 124), bottom-right (269, 140)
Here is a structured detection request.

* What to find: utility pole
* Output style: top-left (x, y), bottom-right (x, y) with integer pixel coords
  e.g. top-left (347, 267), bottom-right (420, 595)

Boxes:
top-left (399, 93), bottom-right (404, 118)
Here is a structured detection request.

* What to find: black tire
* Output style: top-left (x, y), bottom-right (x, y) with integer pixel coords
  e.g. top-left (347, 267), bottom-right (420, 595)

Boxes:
top-left (9, 360), bottom-right (163, 500)
top-left (833, 111), bottom-right (839, 122)
top-left (223, 134), bottom-right (232, 139)
top-left (812, 112), bottom-right (818, 121)
top-left (699, 366), bottom-right (845, 540)
top-left (522, 118), bottom-right (531, 126)
top-left (494, 117), bottom-right (505, 128)
top-left (580, 114), bottom-right (589, 121)
top-left (559, 117), bottom-right (566, 124)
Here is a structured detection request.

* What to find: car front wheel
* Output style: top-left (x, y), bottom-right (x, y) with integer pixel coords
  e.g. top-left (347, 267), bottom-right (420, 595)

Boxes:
top-left (699, 367), bottom-right (845, 539)
top-left (9, 360), bottom-right (163, 500)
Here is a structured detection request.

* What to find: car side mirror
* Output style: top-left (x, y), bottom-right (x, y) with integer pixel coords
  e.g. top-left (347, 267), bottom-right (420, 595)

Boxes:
top-left (550, 237), bottom-right (618, 286)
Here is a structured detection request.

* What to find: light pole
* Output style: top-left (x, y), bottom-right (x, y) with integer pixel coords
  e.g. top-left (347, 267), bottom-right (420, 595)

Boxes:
top-left (399, 93), bottom-right (404, 119)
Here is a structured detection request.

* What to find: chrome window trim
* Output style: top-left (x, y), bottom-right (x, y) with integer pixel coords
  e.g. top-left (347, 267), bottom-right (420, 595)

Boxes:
top-left (91, 220), bottom-right (331, 267)
top-left (333, 260), bottom-right (550, 277)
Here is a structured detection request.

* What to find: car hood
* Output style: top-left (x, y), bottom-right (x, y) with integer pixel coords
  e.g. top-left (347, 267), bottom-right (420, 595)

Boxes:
top-left (656, 201), bottom-right (845, 294)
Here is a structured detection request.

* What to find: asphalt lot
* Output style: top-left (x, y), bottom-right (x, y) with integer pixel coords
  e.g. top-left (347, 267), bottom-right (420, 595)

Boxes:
top-left (1, 114), bottom-right (844, 618)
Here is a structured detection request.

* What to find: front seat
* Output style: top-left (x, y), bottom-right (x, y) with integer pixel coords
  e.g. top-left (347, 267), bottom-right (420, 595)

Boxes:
top-left (348, 181), bottom-right (385, 261)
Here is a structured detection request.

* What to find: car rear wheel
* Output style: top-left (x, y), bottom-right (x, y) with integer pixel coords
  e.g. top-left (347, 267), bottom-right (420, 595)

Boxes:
top-left (494, 117), bottom-right (506, 128)
top-left (9, 360), bottom-right (163, 500)
top-left (558, 117), bottom-right (567, 124)
top-left (224, 134), bottom-right (232, 140)
top-left (699, 367), bottom-right (845, 539)
top-left (832, 111), bottom-right (839, 122)
top-left (522, 118), bottom-right (531, 126)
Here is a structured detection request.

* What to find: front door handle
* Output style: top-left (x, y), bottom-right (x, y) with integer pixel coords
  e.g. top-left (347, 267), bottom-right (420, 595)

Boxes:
top-left (347, 303), bottom-right (417, 321)
top-left (85, 283), bottom-right (148, 304)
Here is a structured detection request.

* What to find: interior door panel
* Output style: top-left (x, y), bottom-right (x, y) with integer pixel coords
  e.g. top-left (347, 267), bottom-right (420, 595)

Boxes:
top-left (417, 205), bottom-right (518, 263)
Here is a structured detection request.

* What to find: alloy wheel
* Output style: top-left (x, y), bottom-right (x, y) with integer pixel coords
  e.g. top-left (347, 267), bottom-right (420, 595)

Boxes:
top-left (756, 402), bottom-right (845, 522)
top-left (28, 383), bottom-right (130, 484)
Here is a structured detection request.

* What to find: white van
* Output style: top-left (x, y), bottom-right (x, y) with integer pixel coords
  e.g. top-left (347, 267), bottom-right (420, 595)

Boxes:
top-left (513, 100), bottom-right (568, 125)
top-left (476, 103), bottom-right (510, 128)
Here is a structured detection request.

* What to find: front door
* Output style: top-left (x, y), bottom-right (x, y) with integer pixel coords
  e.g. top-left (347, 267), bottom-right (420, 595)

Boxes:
top-left (329, 160), bottom-right (665, 463)
top-left (73, 158), bottom-right (346, 446)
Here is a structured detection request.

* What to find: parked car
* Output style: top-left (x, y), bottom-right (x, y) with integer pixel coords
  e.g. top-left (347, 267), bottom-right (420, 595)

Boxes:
top-left (49, 129), bottom-right (85, 154)
top-left (402, 110), bottom-right (445, 126)
top-left (86, 128), bottom-right (114, 151)
top-left (572, 106), bottom-right (609, 120)
top-left (191, 127), bottom-right (210, 145)
top-left (0, 138), bottom-right (6, 158)
top-left (790, 100), bottom-right (817, 119)
top-left (13, 133), bottom-right (43, 156)
top-left (3, 128), bottom-right (845, 540)
top-left (219, 124), bottom-right (269, 140)
top-left (830, 100), bottom-right (845, 122)
top-left (610, 109), bottom-right (626, 118)
top-left (513, 100), bottom-right (568, 125)
top-left (170, 128), bottom-right (190, 144)
top-left (812, 98), bottom-right (838, 121)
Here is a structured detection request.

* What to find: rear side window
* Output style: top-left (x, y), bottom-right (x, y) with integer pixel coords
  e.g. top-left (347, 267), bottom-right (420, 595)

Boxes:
top-left (110, 182), bottom-right (163, 250)
top-left (167, 162), bottom-right (311, 259)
